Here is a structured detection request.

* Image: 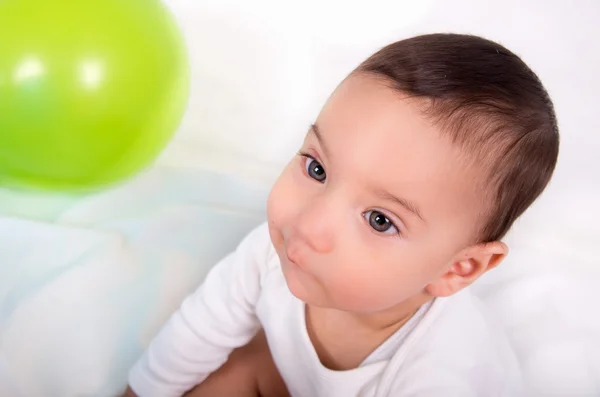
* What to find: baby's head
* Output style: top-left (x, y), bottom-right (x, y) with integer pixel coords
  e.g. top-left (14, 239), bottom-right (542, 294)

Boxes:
top-left (267, 34), bottom-right (559, 313)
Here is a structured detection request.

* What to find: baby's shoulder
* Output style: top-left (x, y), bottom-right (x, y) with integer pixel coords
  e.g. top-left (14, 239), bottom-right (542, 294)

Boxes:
top-left (389, 290), bottom-right (522, 396)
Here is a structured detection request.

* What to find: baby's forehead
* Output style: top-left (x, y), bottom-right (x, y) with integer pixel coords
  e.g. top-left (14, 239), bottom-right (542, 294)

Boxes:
top-left (313, 111), bottom-right (486, 227)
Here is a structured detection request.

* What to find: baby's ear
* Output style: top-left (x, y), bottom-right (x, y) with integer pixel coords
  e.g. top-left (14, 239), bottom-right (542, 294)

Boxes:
top-left (425, 241), bottom-right (508, 298)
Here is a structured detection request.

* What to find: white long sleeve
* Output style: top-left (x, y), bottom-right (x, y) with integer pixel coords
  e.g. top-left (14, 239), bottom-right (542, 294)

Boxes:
top-left (128, 223), bottom-right (275, 397)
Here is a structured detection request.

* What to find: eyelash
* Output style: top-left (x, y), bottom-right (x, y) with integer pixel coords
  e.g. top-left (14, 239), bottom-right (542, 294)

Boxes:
top-left (298, 151), bottom-right (315, 162)
top-left (296, 151), bottom-right (404, 238)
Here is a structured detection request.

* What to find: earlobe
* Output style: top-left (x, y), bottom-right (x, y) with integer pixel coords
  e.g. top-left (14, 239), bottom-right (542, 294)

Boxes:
top-left (425, 241), bottom-right (509, 298)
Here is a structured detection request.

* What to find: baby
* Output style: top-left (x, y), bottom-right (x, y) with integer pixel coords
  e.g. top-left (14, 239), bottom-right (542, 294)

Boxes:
top-left (125, 33), bottom-right (559, 397)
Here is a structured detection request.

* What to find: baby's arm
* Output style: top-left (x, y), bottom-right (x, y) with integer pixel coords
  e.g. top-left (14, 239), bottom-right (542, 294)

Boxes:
top-left (126, 223), bottom-right (272, 397)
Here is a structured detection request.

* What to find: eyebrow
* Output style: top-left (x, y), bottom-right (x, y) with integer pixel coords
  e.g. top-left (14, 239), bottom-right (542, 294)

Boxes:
top-left (309, 124), bottom-right (331, 158)
top-left (373, 188), bottom-right (426, 223)
top-left (310, 123), bottom-right (424, 223)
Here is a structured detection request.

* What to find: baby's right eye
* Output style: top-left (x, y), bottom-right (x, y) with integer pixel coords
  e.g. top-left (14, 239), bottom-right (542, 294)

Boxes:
top-left (302, 155), bottom-right (326, 183)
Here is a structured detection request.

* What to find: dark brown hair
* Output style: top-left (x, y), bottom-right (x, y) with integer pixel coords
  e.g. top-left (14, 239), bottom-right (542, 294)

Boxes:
top-left (357, 33), bottom-right (559, 242)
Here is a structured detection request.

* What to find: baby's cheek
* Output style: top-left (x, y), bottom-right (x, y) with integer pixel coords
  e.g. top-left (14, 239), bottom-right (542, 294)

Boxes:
top-left (267, 162), bottom-right (298, 211)
top-left (328, 251), bottom-right (435, 312)
top-left (266, 169), bottom-right (292, 225)
top-left (325, 266), bottom-right (404, 312)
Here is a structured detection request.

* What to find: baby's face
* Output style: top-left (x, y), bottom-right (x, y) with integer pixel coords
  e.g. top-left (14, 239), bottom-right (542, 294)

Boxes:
top-left (267, 74), bottom-right (487, 312)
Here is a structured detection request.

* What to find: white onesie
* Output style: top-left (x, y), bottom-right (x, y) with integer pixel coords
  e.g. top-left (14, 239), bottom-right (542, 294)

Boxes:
top-left (129, 222), bottom-right (523, 397)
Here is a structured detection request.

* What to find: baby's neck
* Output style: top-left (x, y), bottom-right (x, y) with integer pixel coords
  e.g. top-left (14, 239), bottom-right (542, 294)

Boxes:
top-left (305, 296), bottom-right (431, 371)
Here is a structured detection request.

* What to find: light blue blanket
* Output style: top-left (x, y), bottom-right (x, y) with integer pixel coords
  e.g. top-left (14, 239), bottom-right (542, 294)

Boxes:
top-left (0, 166), bottom-right (268, 397)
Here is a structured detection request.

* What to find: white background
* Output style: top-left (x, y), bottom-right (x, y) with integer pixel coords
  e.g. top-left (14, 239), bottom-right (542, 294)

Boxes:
top-left (160, 0), bottom-right (600, 275)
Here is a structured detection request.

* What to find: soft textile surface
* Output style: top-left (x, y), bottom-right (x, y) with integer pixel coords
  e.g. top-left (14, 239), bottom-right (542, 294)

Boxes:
top-left (0, 167), bottom-right (598, 396)
top-left (0, 168), bottom-right (267, 397)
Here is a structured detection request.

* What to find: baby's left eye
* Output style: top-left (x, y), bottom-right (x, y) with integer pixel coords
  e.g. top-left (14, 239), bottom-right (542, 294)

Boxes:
top-left (363, 210), bottom-right (398, 235)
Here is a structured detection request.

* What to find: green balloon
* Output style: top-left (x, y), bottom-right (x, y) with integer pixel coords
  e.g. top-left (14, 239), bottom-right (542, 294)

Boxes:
top-left (0, 0), bottom-right (189, 191)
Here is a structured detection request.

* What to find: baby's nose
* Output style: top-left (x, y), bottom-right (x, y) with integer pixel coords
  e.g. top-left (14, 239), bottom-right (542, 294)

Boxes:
top-left (294, 203), bottom-right (336, 255)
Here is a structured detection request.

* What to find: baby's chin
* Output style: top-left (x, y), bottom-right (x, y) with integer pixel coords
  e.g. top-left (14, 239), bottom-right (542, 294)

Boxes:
top-left (281, 269), bottom-right (401, 313)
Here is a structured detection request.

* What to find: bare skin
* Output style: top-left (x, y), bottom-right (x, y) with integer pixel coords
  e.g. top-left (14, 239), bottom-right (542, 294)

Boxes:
top-left (185, 330), bottom-right (290, 397)
top-left (123, 330), bottom-right (289, 397)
